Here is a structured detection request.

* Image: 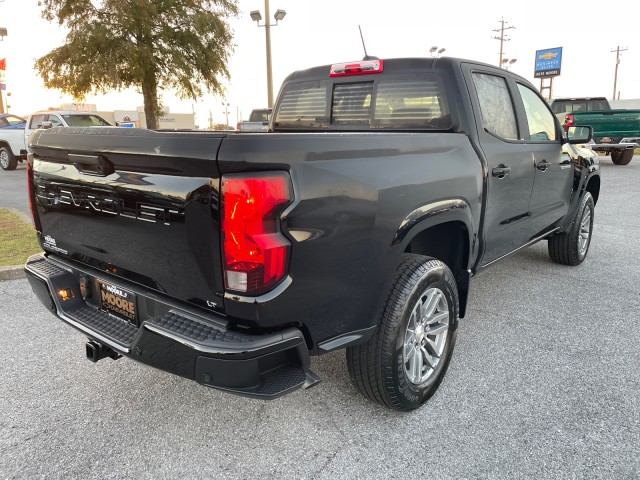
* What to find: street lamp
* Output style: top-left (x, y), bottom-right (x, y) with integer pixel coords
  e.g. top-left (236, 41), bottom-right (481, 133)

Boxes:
top-left (0, 28), bottom-right (7, 40)
top-left (223, 102), bottom-right (230, 129)
top-left (501, 58), bottom-right (517, 69)
top-left (250, 1), bottom-right (287, 108)
top-left (429, 46), bottom-right (446, 57)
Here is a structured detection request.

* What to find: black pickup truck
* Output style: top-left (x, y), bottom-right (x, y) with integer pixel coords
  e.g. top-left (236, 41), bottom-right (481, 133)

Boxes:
top-left (24, 57), bottom-right (600, 411)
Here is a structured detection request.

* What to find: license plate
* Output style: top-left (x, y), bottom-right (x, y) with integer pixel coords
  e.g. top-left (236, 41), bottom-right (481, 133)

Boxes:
top-left (98, 280), bottom-right (137, 325)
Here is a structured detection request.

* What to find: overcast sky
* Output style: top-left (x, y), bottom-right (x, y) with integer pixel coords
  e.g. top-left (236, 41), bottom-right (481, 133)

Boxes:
top-left (1, 0), bottom-right (639, 127)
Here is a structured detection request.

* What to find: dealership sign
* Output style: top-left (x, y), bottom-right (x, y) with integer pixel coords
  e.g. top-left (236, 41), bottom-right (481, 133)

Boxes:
top-left (534, 47), bottom-right (562, 78)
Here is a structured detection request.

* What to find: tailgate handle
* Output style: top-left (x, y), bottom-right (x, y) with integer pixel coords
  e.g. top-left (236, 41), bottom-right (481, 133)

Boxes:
top-left (68, 154), bottom-right (114, 176)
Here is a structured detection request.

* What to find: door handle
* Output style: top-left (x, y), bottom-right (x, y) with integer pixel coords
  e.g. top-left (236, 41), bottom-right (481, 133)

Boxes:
top-left (536, 160), bottom-right (550, 171)
top-left (492, 165), bottom-right (511, 178)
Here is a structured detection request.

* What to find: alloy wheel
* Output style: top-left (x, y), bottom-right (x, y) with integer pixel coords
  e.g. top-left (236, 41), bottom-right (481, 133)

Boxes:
top-left (403, 287), bottom-right (450, 385)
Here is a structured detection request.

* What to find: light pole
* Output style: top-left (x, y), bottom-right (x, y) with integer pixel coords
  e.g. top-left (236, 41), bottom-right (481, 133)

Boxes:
top-left (223, 103), bottom-right (230, 129)
top-left (0, 27), bottom-right (7, 114)
top-left (250, 1), bottom-right (286, 108)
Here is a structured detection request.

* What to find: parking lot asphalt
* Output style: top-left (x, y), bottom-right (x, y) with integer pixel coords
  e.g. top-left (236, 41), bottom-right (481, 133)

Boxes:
top-left (1, 156), bottom-right (639, 479)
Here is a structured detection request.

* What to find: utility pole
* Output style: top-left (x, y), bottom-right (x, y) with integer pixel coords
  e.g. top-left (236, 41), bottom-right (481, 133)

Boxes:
top-left (492, 18), bottom-right (515, 67)
top-left (611, 46), bottom-right (627, 101)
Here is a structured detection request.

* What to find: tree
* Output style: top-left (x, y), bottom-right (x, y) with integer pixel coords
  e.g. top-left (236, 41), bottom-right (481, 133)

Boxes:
top-left (35, 0), bottom-right (239, 129)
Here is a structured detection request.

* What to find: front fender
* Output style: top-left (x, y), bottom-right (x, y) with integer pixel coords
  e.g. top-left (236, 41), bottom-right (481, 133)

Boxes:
top-left (559, 144), bottom-right (600, 232)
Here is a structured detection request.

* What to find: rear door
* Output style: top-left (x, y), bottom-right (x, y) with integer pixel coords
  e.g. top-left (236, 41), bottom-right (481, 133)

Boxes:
top-left (465, 68), bottom-right (536, 266)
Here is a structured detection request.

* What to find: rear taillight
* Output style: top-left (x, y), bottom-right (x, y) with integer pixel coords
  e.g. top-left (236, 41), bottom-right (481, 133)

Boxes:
top-left (221, 172), bottom-right (292, 295)
top-left (564, 113), bottom-right (574, 133)
top-left (26, 157), bottom-right (42, 232)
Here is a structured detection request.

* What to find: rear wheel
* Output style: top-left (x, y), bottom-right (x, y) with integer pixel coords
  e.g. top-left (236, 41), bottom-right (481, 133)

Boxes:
top-left (0, 146), bottom-right (17, 171)
top-left (611, 149), bottom-right (634, 165)
top-left (346, 255), bottom-right (459, 411)
top-left (548, 192), bottom-right (594, 266)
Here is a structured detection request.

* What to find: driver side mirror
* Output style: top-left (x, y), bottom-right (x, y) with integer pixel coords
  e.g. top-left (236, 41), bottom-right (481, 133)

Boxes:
top-left (40, 121), bottom-right (53, 130)
top-left (566, 125), bottom-right (592, 144)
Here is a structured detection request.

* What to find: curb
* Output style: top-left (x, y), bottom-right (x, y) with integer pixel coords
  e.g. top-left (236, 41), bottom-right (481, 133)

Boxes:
top-left (0, 207), bottom-right (35, 281)
top-left (0, 265), bottom-right (25, 281)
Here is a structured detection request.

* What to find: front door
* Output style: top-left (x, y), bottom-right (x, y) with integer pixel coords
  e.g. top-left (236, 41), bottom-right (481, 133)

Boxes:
top-left (515, 83), bottom-right (573, 239)
top-left (468, 71), bottom-right (536, 266)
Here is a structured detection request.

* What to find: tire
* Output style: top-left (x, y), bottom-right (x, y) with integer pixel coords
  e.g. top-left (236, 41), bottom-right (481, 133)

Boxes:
top-left (0, 145), bottom-right (18, 171)
top-left (548, 192), bottom-right (594, 266)
top-left (610, 149), bottom-right (634, 165)
top-left (346, 255), bottom-right (459, 411)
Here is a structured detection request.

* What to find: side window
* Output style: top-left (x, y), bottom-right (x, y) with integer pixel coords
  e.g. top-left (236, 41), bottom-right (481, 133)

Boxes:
top-left (275, 80), bottom-right (328, 128)
top-left (47, 115), bottom-right (63, 127)
top-left (472, 73), bottom-right (518, 140)
top-left (373, 76), bottom-right (451, 129)
top-left (6, 115), bottom-right (25, 125)
top-left (517, 84), bottom-right (557, 141)
top-left (29, 114), bottom-right (46, 129)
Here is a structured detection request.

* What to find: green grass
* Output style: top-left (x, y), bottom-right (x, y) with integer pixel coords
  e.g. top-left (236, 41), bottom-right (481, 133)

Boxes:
top-left (0, 209), bottom-right (42, 267)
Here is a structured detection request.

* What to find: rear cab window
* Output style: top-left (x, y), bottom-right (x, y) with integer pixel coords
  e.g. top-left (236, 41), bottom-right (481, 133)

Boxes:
top-left (273, 62), bottom-right (452, 132)
top-left (550, 98), bottom-right (610, 114)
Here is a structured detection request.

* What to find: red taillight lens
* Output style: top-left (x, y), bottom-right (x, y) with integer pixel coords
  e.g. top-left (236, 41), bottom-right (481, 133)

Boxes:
top-left (564, 114), bottom-right (574, 133)
top-left (221, 172), bottom-right (292, 295)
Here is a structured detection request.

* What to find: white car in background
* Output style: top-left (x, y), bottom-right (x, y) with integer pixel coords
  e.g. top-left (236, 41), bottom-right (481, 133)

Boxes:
top-left (25, 110), bottom-right (112, 140)
top-left (0, 110), bottom-right (113, 171)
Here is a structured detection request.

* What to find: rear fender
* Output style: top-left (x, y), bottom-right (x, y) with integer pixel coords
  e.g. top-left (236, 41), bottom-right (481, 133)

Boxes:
top-left (392, 198), bottom-right (475, 317)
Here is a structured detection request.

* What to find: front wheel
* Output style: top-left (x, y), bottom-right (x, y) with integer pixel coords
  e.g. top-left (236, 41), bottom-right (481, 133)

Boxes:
top-left (0, 146), bottom-right (18, 171)
top-left (346, 255), bottom-right (459, 411)
top-left (548, 192), bottom-right (594, 266)
top-left (611, 149), bottom-right (634, 165)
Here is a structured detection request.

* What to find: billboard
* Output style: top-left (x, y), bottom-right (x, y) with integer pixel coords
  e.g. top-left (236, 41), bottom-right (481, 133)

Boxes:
top-left (534, 47), bottom-right (562, 78)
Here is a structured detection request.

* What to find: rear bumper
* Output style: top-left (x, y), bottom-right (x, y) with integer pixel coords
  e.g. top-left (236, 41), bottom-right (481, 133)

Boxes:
top-left (24, 253), bottom-right (317, 399)
top-left (590, 141), bottom-right (638, 152)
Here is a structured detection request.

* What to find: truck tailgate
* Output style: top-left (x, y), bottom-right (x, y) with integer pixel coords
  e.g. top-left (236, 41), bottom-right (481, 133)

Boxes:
top-left (29, 127), bottom-right (227, 313)
top-left (575, 109), bottom-right (640, 138)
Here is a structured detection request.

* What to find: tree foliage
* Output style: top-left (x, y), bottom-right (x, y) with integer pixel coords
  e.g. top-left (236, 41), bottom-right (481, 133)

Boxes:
top-left (35, 0), bottom-right (239, 129)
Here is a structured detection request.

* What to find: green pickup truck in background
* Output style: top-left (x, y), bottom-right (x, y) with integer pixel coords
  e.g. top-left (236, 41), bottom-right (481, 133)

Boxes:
top-left (550, 97), bottom-right (639, 165)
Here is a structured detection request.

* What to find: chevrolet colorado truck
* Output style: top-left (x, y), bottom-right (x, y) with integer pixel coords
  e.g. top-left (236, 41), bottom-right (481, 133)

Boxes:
top-left (550, 97), bottom-right (639, 165)
top-left (24, 57), bottom-right (601, 411)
